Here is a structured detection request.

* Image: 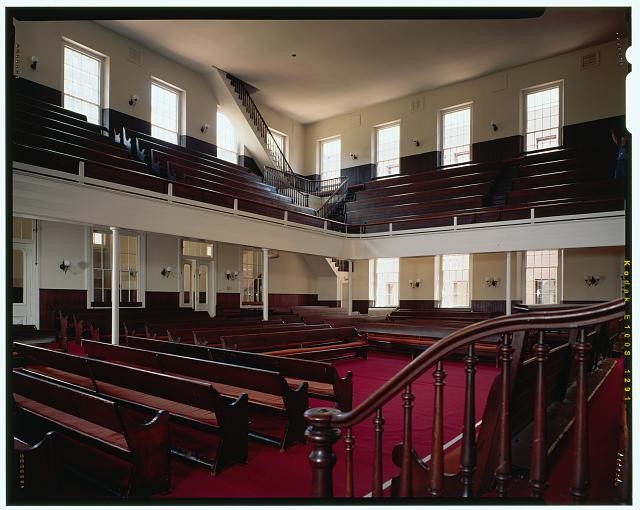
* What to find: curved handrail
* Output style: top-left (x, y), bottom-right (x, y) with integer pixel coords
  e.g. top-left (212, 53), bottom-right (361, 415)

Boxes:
top-left (307, 299), bottom-right (625, 429)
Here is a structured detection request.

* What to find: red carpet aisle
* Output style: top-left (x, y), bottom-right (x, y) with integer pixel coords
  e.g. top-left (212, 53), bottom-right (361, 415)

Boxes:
top-left (160, 352), bottom-right (499, 499)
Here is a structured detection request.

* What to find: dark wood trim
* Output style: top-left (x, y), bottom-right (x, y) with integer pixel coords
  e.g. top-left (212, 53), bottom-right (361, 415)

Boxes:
top-left (180, 135), bottom-right (217, 157)
top-left (398, 300), bottom-right (437, 310)
top-left (472, 135), bottom-right (522, 163)
top-left (238, 155), bottom-right (261, 175)
top-left (269, 293), bottom-right (318, 312)
top-left (103, 108), bottom-right (151, 137)
top-left (39, 289), bottom-right (87, 332)
top-left (318, 300), bottom-right (340, 308)
top-left (145, 292), bottom-right (179, 309)
top-left (352, 300), bottom-right (374, 314)
top-left (562, 115), bottom-right (625, 155)
top-left (470, 300), bottom-right (507, 315)
top-left (216, 292), bottom-right (241, 317)
top-left (13, 78), bottom-right (62, 106)
top-left (341, 163), bottom-right (374, 186)
top-left (400, 151), bottom-right (439, 175)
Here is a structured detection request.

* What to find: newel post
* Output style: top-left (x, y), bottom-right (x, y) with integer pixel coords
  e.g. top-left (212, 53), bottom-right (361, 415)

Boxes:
top-left (305, 407), bottom-right (342, 497)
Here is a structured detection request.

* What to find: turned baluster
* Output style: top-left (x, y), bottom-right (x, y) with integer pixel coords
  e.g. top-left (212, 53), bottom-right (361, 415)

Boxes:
top-left (344, 427), bottom-right (355, 497)
top-left (398, 384), bottom-right (415, 497)
top-left (494, 333), bottom-right (513, 497)
top-left (428, 361), bottom-right (446, 496)
top-left (460, 343), bottom-right (478, 497)
top-left (570, 329), bottom-right (591, 502)
top-left (529, 330), bottom-right (549, 499)
top-left (304, 407), bottom-right (341, 497)
top-left (372, 408), bottom-right (385, 497)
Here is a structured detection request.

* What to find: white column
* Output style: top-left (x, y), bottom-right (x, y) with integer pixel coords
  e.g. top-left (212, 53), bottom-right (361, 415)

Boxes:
top-left (347, 260), bottom-right (353, 316)
top-left (506, 251), bottom-right (512, 316)
top-left (110, 226), bottom-right (120, 344)
top-left (262, 248), bottom-right (269, 321)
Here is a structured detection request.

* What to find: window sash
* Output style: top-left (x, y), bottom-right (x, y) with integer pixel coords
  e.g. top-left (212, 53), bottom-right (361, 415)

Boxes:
top-left (63, 45), bottom-right (102, 125)
top-left (524, 85), bottom-right (561, 152)
top-left (376, 123), bottom-right (400, 177)
top-left (525, 249), bottom-right (559, 305)
top-left (374, 258), bottom-right (399, 307)
top-left (441, 106), bottom-right (471, 166)
top-left (320, 138), bottom-right (341, 181)
top-left (217, 111), bottom-right (237, 163)
top-left (151, 82), bottom-right (180, 144)
top-left (440, 254), bottom-right (470, 308)
top-left (91, 231), bottom-right (140, 305)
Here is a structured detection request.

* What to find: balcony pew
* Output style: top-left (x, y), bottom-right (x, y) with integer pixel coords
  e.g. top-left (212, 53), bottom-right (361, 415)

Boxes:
top-left (506, 180), bottom-right (624, 206)
top-left (12, 369), bottom-right (171, 498)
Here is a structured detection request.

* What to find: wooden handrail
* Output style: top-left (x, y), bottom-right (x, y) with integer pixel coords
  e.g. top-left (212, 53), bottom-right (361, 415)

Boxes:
top-left (305, 299), bottom-right (625, 498)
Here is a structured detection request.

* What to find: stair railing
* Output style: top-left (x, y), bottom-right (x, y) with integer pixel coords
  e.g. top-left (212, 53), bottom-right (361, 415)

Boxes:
top-left (317, 177), bottom-right (350, 219)
top-left (305, 299), bottom-right (625, 499)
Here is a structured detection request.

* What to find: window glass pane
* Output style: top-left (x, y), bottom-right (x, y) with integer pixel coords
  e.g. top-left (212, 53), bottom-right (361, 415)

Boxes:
top-left (376, 123), bottom-right (400, 177)
top-left (441, 254), bottom-right (470, 307)
top-left (242, 248), bottom-right (263, 304)
top-left (441, 107), bottom-right (471, 166)
top-left (63, 45), bottom-right (102, 124)
top-left (182, 240), bottom-right (214, 258)
top-left (525, 249), bottom-right (559, 305)
top-left (151, 82), bottom-right (179, 144)
top-left (374, 258), bottom-right (399, 307)
top-left (320, 138), bottom-right (341, 181)
top-left (217, 111), bottom-right (237, 164)
top-left (92, 231), bottom-right (138, 305)
top-left (524, 86), bottom-right (560, 151)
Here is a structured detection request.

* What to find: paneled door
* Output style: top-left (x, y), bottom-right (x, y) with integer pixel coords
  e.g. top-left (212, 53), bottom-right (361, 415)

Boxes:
top-left (12, 243), bottom-right (35, 325)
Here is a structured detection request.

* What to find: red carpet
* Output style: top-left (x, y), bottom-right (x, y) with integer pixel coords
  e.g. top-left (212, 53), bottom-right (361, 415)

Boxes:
top-left (158, 352), bottom-right (499, 499)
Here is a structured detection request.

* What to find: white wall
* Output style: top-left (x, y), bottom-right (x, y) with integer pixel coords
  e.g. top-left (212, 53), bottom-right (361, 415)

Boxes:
top-left (399, 256), bottom-right (436, 300)
top-left (303, 39), bottom-right (626, 173)
top-left (39, 221), bottom-right (87, 290)
top-left (146, 233), bottom-right (180, 292)
top-left (15, 20), bottom-right (219, 147)
top-left (563, 246), bottom-right (624, 301)
top-left (257, 101), bottom-right (306, 173)
top-left (269, 251), bottom-right (316, 294)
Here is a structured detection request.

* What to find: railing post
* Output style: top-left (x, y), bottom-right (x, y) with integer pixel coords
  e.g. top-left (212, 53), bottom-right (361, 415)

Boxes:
top-left (167, 182), bottom-right (173, 203)
top-left (324, 220), bottom-right (328, 230)
top-left (460, 343), bottom-right (478, 497)
top-left (78, 160), bottom-right (85, 183)
top-left (530, 208), bottom-right (535, 224)
top-left (304, 408), bottom-right (342, 497)
top-left (495, 333), bottom-right (513, 497)
top-left (283, 211), bottom-right (288, 225)
top-left (453, 216), bottom-right (458, 230)
top-left (529, 330), bottom-right (550, 499)
top-left (233, 198), bottom-right (238, 215)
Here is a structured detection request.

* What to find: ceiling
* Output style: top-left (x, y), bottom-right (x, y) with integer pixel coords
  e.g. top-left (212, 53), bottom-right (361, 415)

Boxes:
top-left (99, 8), bottom-right (627, 124)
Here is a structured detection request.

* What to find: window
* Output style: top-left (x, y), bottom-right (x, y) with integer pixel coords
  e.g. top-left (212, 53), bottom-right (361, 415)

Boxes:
top-left (151, 81), bottom-right (180, 144)
top-left (270, 129), bottom-right (287, 158)
top-left (92, 231), bottom-right (140, 306)
top-left (13, 217), bottom-right (34, 241)
top-left (375, 122), bottom-right (400, 177)
top-left (217, 111), bottom-right (237, 164)
top-left (440, 254), bottom-right (470, 308)
top-left (63, 43), bottom-right (103, 125)
top-left (440, 105), bottom-right (471, 166)
top-left (525, 249), bottom-right (559, 305)
top-left (242, 249), bottom-right (263, 305)
top-left (182, 240), bottom-right (214, 258)
top-left (320, 137), bottom-right (341, 181)
top-left (524, 83), bottom-right (562, 151)
top-left (374, 258), bottom-right (399, 307)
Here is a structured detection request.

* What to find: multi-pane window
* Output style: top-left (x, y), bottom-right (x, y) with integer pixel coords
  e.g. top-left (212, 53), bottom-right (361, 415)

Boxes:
top-left (151, 81), bottom-right (180, 144)
top-left (441, 106), bottom-right (471, 166)
top-left (63, 44), bottom-right (103, 125)
top-left (182, 240), bottom-right (213, 258)
top-left (524, 84), bottom-right (561, 151)
top-left (92, 231), bottom-right (139, 305)
top-left (440, 254), bottom-right (470, 308)
top-left (374, 258), bottom-right (399, 307)
top-left (217, 111), bottom-right (237, 164)
top-left (13, 217), bottom-right (34, 241)
top-left (320, 137), bottom-right (341, 181)
top-left (525, 249), bottom-right (559, 305)
top-left (270, 129), bottom-right (287, 157)
top-left (376, 123), bottom-right (400, 177)
top-left (242, 249), bottom-right (263, 305)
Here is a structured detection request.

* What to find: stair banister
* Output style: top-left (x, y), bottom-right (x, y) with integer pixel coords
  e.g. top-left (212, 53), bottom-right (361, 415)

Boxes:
top-left (305, 299), bottom-right (625, 498)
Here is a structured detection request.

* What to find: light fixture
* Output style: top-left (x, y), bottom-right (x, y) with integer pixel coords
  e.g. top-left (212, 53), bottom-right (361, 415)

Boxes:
top-left (584, 275), bottom-right (601, 287)
top-left (30, 56), bottom-right (39, 71)
top-left (485, 276), bottom-right (500, 287)
top-left (412, 138), bottom-right (420, 147)
top-left (128, 94), bottom-right (139, 107)
top-left (490, 121), bottom-right (498, 132)
top-left (59, 260), bottom-right (71, 273)
top-left (409, 279), bottom-right (422, 288)
top-left (161, 266), bottom-right (172, 278)
top-left (201, 123), bottom-right (209, 134)
top-left (349, 152), bottom-right (358, 160)
top-left (225, 270), bottom-right (239, 281)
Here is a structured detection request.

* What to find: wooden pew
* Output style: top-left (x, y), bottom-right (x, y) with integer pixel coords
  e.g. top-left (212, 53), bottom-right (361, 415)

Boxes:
top-left (14, 343), bottom-right (249, 474)
top-left (12, 431), bottom-right (59, 501)
top-left (220, 327), bottom-right (368, 361)
top-left (12, 369), bottom-right (171, 497)
top-left (163, 323), bottom-right (330, 345)
top-left (506, 180), bottom-right (624, 206)
top-left (125, 335), bottom-right (354, 411)
top-left (81, 339), bottom-right (308, 450)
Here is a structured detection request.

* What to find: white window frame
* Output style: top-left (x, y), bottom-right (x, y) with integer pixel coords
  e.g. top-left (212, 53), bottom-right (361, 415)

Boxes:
top-left (439, 103), bottom-right (473, 167)
top-left (151, 78), bottom-right (182, 145)
top-left (241, 248), bottom-right (264, 307)
top-left (372, 257), bottom-right (399, 308)
top-left (217, 109), bottom-right (238, 164)
top-left (269, 128), bottom-right (288, 161)
top-left (523, 249), bottom-right (563, 306)
top-left (522, 81), bottom-right (564, 153)
top-left (319, 136), bottom-right (342, 181)
top-left (375, 121), bottom-right (401, 177)
top-left (437, 254), bottom-right (472, 308)
top-left (87, 228), bottom-right (145, 309)
top-left (62, 40), bottom-right (106, 125)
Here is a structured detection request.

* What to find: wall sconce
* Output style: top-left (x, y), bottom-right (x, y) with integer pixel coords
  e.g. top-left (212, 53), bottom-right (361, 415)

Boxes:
top-left (349, 152), bottom-right (358, 160)
top-left (128, 94), bottom-right (139, 107)
top-left (584, 275), bottom-right (601, 287)
top-left (201, 123), bottom-right (209, 134)
top-left (485, 276), bottom-right (500, 287)
top-left (490, 121), bottom-right (498, 132)
top-left (409, 279), bottom-right (422, 288)
top-left (412, 138), bottom-right (420, 147)
top-left (30, 56), bottom-right (39, 71)
top-left (225, 270), bottom-right (239, 281)
top-left (59, 259), bottom-right (71, 274)
top-left (161, 266), bottom-right (172, 278)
